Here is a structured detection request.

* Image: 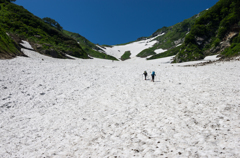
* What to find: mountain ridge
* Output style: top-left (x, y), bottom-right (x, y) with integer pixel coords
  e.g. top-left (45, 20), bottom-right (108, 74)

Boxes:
top-left (1, 0), bottom-right (239, 62)
top-left (63, 30), bottom-right (118, 60)
top-left (0, 0), bottom-right (89, 59)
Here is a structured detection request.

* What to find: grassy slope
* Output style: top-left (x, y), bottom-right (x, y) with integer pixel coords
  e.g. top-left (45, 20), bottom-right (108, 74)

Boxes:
top-left (137, 10), bottom-right (207, 58)
top-left (0, 27), bottom-right (25, 59)
top-left (120, 51), bottom-right (131, 61)
top-left (0, 0), bottom-right (89, 59)
top-left (136, 45), bottom-right (158, 58)
top-left (173, 0), bottom-right (240, 63)
top-left (63, 30), bottom-right (118, 60)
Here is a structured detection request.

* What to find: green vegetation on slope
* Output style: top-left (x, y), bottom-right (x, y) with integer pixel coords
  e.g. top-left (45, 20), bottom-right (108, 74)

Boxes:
top-left (0, 27), bottom-right (24, 59)
top-left (63, 30), bottom-right (98, 50)
top-left (42, 17), bottom-right (63, 31)
top-left (137, 45), bottom-right (157, 58)
top-left (121, 51), bottom-right (131, 61)
top-left (136, 10), bottom-right (208, 59)
top-left (63, 30), bottom-right (118, 60)
top-left (221, 33), bottom-right (240, 57)
top-left (174, 0), bottom-right (240, 63)
top-left (0, 0), bottom-right (89, 59)
top-left (83, 46), bottom-right (118, 60)
top-left (153, 10), bottom-right (208, 49)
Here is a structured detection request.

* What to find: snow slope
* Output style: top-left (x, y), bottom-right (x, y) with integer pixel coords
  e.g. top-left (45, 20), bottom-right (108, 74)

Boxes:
top-left (98, 33), bottom-right (164, 60)
top-left (154, 48), bottom-right (167, 54)
top-left (0, 42), bottom-right (240, 157)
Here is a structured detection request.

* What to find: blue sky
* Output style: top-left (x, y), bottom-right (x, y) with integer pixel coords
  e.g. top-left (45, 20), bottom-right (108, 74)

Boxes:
top-left (14, 0), bottom-right (219, 45)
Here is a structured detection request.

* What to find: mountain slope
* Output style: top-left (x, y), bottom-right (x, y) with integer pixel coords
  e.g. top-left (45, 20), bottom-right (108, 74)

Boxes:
top-left (173, 0), bottom-right (240, 63)
top-left (0, 27), bottom-right (25, 59)
top-left (63, 30), bottom-right (118, 60)
top-left (0, 0), bottom-right (89, 59)
top-left (98, 9), bottom-right (208, 61)
top-left (139, 10), bottom-right (208, 59)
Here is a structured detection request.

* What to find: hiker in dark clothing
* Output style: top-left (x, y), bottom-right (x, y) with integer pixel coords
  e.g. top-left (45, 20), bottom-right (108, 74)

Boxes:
top-left (143, 71), bottom-right (148, 80)
top-left (151, 71), bottom-right (156, 82)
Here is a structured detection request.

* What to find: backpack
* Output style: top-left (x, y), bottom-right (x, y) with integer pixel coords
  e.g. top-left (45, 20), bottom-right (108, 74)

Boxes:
top-left (152, 71), bottom-right (155, 75)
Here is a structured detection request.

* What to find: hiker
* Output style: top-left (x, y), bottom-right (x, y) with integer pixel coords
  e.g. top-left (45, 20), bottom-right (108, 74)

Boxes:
top-left (143, 71), bottom-right (148, 80)
top-left (151, 71), bottom-right (156, 82)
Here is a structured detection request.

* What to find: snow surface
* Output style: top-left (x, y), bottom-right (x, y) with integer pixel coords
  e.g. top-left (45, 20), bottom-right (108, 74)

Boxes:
top-left (98, 33), bottom-right (165, 60)
top-left (204, 55), bottom-right (220, 61)
top-left (176, 44), bottom-right (182, 47)
top-left (154, 48), bottom-right (167, 54)
top-left (0, 42), bottom-right (240, 157)
top-left (20, 40), bottom-right (33, 50)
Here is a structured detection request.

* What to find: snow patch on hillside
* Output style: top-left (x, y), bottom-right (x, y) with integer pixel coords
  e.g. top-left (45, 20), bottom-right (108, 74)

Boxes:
top-left (20, 40), bottom-right (33, 50)
top-left (204, 54), bottom-right (220, 61)
top-left (154, 48), bottom-right (167, 54)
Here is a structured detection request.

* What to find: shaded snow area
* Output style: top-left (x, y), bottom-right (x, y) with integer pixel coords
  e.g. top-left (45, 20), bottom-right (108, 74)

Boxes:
top-left (1, 47), bottom-right (240, 157)
top-left (97, 33), bottom-right (165, 60)
top-left (176, 55), bottom-right (221, 66)
top-left (20, 40), bottom-right (34, 50)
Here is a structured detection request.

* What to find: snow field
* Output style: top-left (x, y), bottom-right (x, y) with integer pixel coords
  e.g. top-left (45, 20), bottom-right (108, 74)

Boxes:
top-left (0, 47), bottom-right (240, 157)
top-left (98, 33), bottom-right (165, 60)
